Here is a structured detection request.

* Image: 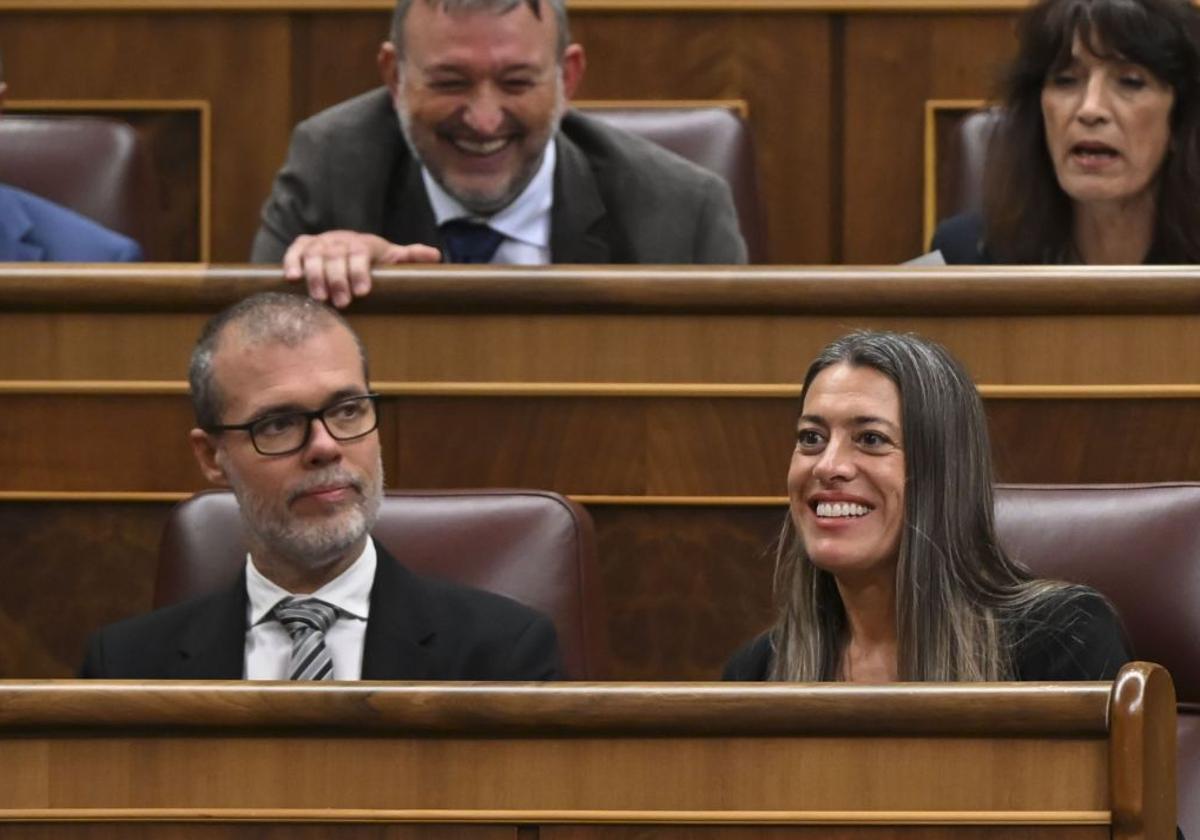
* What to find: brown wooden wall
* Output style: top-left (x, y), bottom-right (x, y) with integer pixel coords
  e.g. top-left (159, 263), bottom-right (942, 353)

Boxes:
top-left (0, 2), bottom-right (1035, 264)
top-left (3, 266), bottom-right (1200, 681)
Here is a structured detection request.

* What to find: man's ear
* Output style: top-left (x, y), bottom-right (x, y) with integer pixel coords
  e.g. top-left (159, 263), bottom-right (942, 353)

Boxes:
top-left (189, 428), bottom-right (230, 487)
top-left (378, 41), bottom-right (401, 94)
top-left (560, 44), bottom-right (586, 100)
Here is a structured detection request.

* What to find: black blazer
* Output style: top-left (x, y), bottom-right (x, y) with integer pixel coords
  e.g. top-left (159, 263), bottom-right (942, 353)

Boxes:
top-left (723, 590), bottom-right (1130, 681)
top-left (929, 211), bottom-right (994, 265)
top-left (80, 543), bottom-right (562, 680)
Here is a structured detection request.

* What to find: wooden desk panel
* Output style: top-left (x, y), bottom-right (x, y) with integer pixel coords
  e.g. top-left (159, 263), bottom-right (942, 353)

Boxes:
top-left (0, 673), bottom-right (1177, 839)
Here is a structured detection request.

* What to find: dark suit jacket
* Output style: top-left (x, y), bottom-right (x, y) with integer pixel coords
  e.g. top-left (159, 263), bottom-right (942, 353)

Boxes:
top-left (250, 88), bottom-right (746, 265)
top-left (929, 211), bottom-right (994, 265)
top-left (79, 543), bottom-right (562, 680)
top-left (0, 184), bottom-right (142, 262)
top-left (723, 590), bottom-right (1130, 681)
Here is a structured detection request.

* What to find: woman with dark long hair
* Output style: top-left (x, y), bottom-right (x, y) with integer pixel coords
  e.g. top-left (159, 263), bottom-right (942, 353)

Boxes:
top-left (724, 331), bottom-right (1129, 682)
top-left (932, 0), bottom-right (1200, 264)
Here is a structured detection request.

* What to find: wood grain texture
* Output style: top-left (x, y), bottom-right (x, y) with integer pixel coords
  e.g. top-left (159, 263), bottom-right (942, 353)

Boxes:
top-left (0, 502), bottom-right (163, 677)
top-left (5, 392), bottom-right (1200, 495)
top-left (842, 13), bottom-right (1018, 262)
top-left (0, 12), bottom-right (292, 262)
top-left (1109, 664), bottom-right (1178, 840)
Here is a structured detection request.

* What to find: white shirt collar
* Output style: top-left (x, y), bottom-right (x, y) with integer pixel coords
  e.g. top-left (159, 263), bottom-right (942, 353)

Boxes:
top-left (246, 538), bottom-right (376, 625)
top-left (421, 140), bottom-right (556, 251)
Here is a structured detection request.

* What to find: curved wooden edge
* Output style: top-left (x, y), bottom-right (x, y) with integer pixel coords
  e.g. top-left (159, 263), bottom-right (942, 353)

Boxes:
top-left (0, 680), bottom-right (1111, 736)
top-left (7, 265), bottom-right (1200, 314)
top-left (0, 0), bottom-right (1039, 11)
top-left (1108, 662), bottom-right (1178, 840)
top-left (0, 808), bottom-right (1113, 825)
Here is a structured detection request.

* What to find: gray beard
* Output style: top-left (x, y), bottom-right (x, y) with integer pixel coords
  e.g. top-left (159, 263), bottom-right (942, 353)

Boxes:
top-left (229, 456), bottom-right (384, 569)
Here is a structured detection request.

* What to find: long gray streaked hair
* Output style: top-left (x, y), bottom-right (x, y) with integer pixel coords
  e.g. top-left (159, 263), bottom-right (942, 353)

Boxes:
top-left (769, 330), bottom-right (1084, 682)
top-left (389, 0), bottom-right (571, 61)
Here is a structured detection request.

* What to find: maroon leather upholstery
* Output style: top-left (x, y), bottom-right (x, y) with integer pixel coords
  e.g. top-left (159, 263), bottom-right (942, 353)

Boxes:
top-left (156, 488), bottom-right (608, 679)
top-left (995, 483), bottom-right (1200, 839)
top-left (944, 107), bottom-right (1001, 220)
top-left (0, 114), bottom-right (150, 248)
top-left (580, 105), bottom-right (766, 262)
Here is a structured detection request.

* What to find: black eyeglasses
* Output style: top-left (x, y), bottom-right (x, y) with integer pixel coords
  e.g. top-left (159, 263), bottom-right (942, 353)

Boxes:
top-left (206, 394), bottom-right (380, 456)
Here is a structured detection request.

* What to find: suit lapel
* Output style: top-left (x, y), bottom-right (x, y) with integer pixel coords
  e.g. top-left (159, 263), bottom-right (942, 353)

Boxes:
top-left (549, 132), bottom-right (613, 263)
top-left (0, 187), bottom-right (44, 261)
top-left (361, 543), bottom-right (438, 680)
top-left (384, 153), bottom-right (440, 250)
top-left (170, 572), bottom-right (249, 679)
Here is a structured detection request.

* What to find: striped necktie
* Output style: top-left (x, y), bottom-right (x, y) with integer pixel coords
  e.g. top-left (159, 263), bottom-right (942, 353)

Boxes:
top-left (272, 597), bottom-right (338, 680)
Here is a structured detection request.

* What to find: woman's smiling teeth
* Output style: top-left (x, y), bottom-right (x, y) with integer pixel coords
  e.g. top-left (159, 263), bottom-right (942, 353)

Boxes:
top-left (815, 501), bottom-right (871, 518)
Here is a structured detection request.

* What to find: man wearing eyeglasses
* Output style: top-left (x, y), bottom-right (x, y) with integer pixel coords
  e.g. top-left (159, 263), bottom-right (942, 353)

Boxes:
top-left (80, 291), bottom-right (562, 680)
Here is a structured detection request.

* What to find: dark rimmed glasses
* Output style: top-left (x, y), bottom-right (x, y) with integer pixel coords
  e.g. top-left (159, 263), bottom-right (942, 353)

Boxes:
top-left (206, 393), bottom-right (380, 456)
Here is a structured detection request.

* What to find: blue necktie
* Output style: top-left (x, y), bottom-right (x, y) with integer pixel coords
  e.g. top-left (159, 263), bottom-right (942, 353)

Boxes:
top-left (440, 219), bottom-right (505, 264)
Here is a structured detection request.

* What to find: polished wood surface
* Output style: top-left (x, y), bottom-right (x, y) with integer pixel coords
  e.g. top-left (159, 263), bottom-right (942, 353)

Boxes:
top-left (0, 668), bottom-right (1171, 838)
top-left (2, 267), bottom-right (1199, 682)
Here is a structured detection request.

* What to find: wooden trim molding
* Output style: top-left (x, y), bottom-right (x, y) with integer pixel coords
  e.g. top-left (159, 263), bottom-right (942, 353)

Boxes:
top-left (3, 380), bottom-right (1200, 399)
top-left (0, 808), bottom-right (1112, 825)
top-left (0, 0), bottom-right (1044, 12)
top-left (0, 681), bottom-right (1113, 734)
top-left (923, 98), bottom-right (989, 249)
top-left (9, 265), bottom-right (1200, 314)
top-left (576, 98), bottom-right (751, 119)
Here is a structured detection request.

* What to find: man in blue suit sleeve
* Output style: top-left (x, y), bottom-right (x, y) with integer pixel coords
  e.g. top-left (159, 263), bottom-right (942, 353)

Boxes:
top-left (0, 79), bottom-right (143, 262)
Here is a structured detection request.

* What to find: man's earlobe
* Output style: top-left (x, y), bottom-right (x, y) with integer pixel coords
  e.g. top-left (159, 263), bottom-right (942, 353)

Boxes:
top-left (561, 44), bottom-right (586, 100)
top-left (378, 42), bottom-right (400, 91)
top-left (189, 428), bottom-right (230, 486)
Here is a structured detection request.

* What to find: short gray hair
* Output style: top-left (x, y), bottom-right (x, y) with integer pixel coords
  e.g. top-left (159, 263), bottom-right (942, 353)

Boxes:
top-left (188, 292), bottom-right (369, 430)
top-left (389, 0), bottom-right (570, 62)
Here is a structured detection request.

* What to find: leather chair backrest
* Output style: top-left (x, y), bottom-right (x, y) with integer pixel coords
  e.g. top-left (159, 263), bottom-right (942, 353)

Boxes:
top-left (0, 114), bottom-right (149, 248)
top-left (579, 105), bottom-right (766, 262)
top-left (156, 488), bottom-right (609, 679)
top-left (940, 107), bottom-right (1002, 222)
top-left (995, 483), bottom-right (1200, 840)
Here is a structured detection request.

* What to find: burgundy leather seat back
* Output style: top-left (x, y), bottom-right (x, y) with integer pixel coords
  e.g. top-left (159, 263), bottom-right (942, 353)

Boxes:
top-left (156, 489), bottom-right (608, 679)
top-left (0, 115), bottom-right (149, 248)
top-left (995, 483), bottom-right (1200, 840)
top-left (995, 483), bottom-right (1200, 701)
top-left (946, 107), bottom-right (1001, 220)
top-left (579, 105), bottom-right (766, 262)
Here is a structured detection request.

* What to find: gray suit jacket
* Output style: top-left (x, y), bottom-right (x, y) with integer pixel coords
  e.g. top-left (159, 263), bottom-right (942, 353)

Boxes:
top-left (251, 88), bottom-right (747, 265)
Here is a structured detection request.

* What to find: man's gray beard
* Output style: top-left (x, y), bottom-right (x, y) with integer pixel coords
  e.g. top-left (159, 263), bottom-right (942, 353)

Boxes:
top-left (228, 455), bottom-right (384, 569)
top-left (394, 78), bottom-right (567, 216)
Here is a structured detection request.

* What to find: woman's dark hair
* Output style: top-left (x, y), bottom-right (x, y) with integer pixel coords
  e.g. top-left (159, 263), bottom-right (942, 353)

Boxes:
top-left (769, 331), bottom-right (1086, 681)
top-left (984, 0), bottom-right (1200, 263)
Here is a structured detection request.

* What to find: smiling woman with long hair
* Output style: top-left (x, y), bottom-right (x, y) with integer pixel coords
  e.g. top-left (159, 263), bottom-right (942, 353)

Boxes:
top-left (724, 331), bottom-right (1130, 683)
top-left (931, 0), bottom-right (1200, 265)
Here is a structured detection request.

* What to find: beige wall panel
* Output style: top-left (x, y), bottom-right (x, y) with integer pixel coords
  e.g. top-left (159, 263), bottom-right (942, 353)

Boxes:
top-left (842, 13), bottom-right (1017, 263)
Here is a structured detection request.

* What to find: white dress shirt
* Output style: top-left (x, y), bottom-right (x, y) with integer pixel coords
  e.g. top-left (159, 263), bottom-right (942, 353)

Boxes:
top-left (422, 141), bottom-right (556, 266)
top-left (244, 540), bottom-right (376, 680)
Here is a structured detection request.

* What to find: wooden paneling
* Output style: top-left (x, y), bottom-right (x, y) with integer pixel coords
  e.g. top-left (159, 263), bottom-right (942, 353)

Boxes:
top-left (0, 501), bottom-right (163, 678)
top-left (0, 13), bottom-right (292, 262)
top-left (842, 13), bottom-right (1017, 262)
